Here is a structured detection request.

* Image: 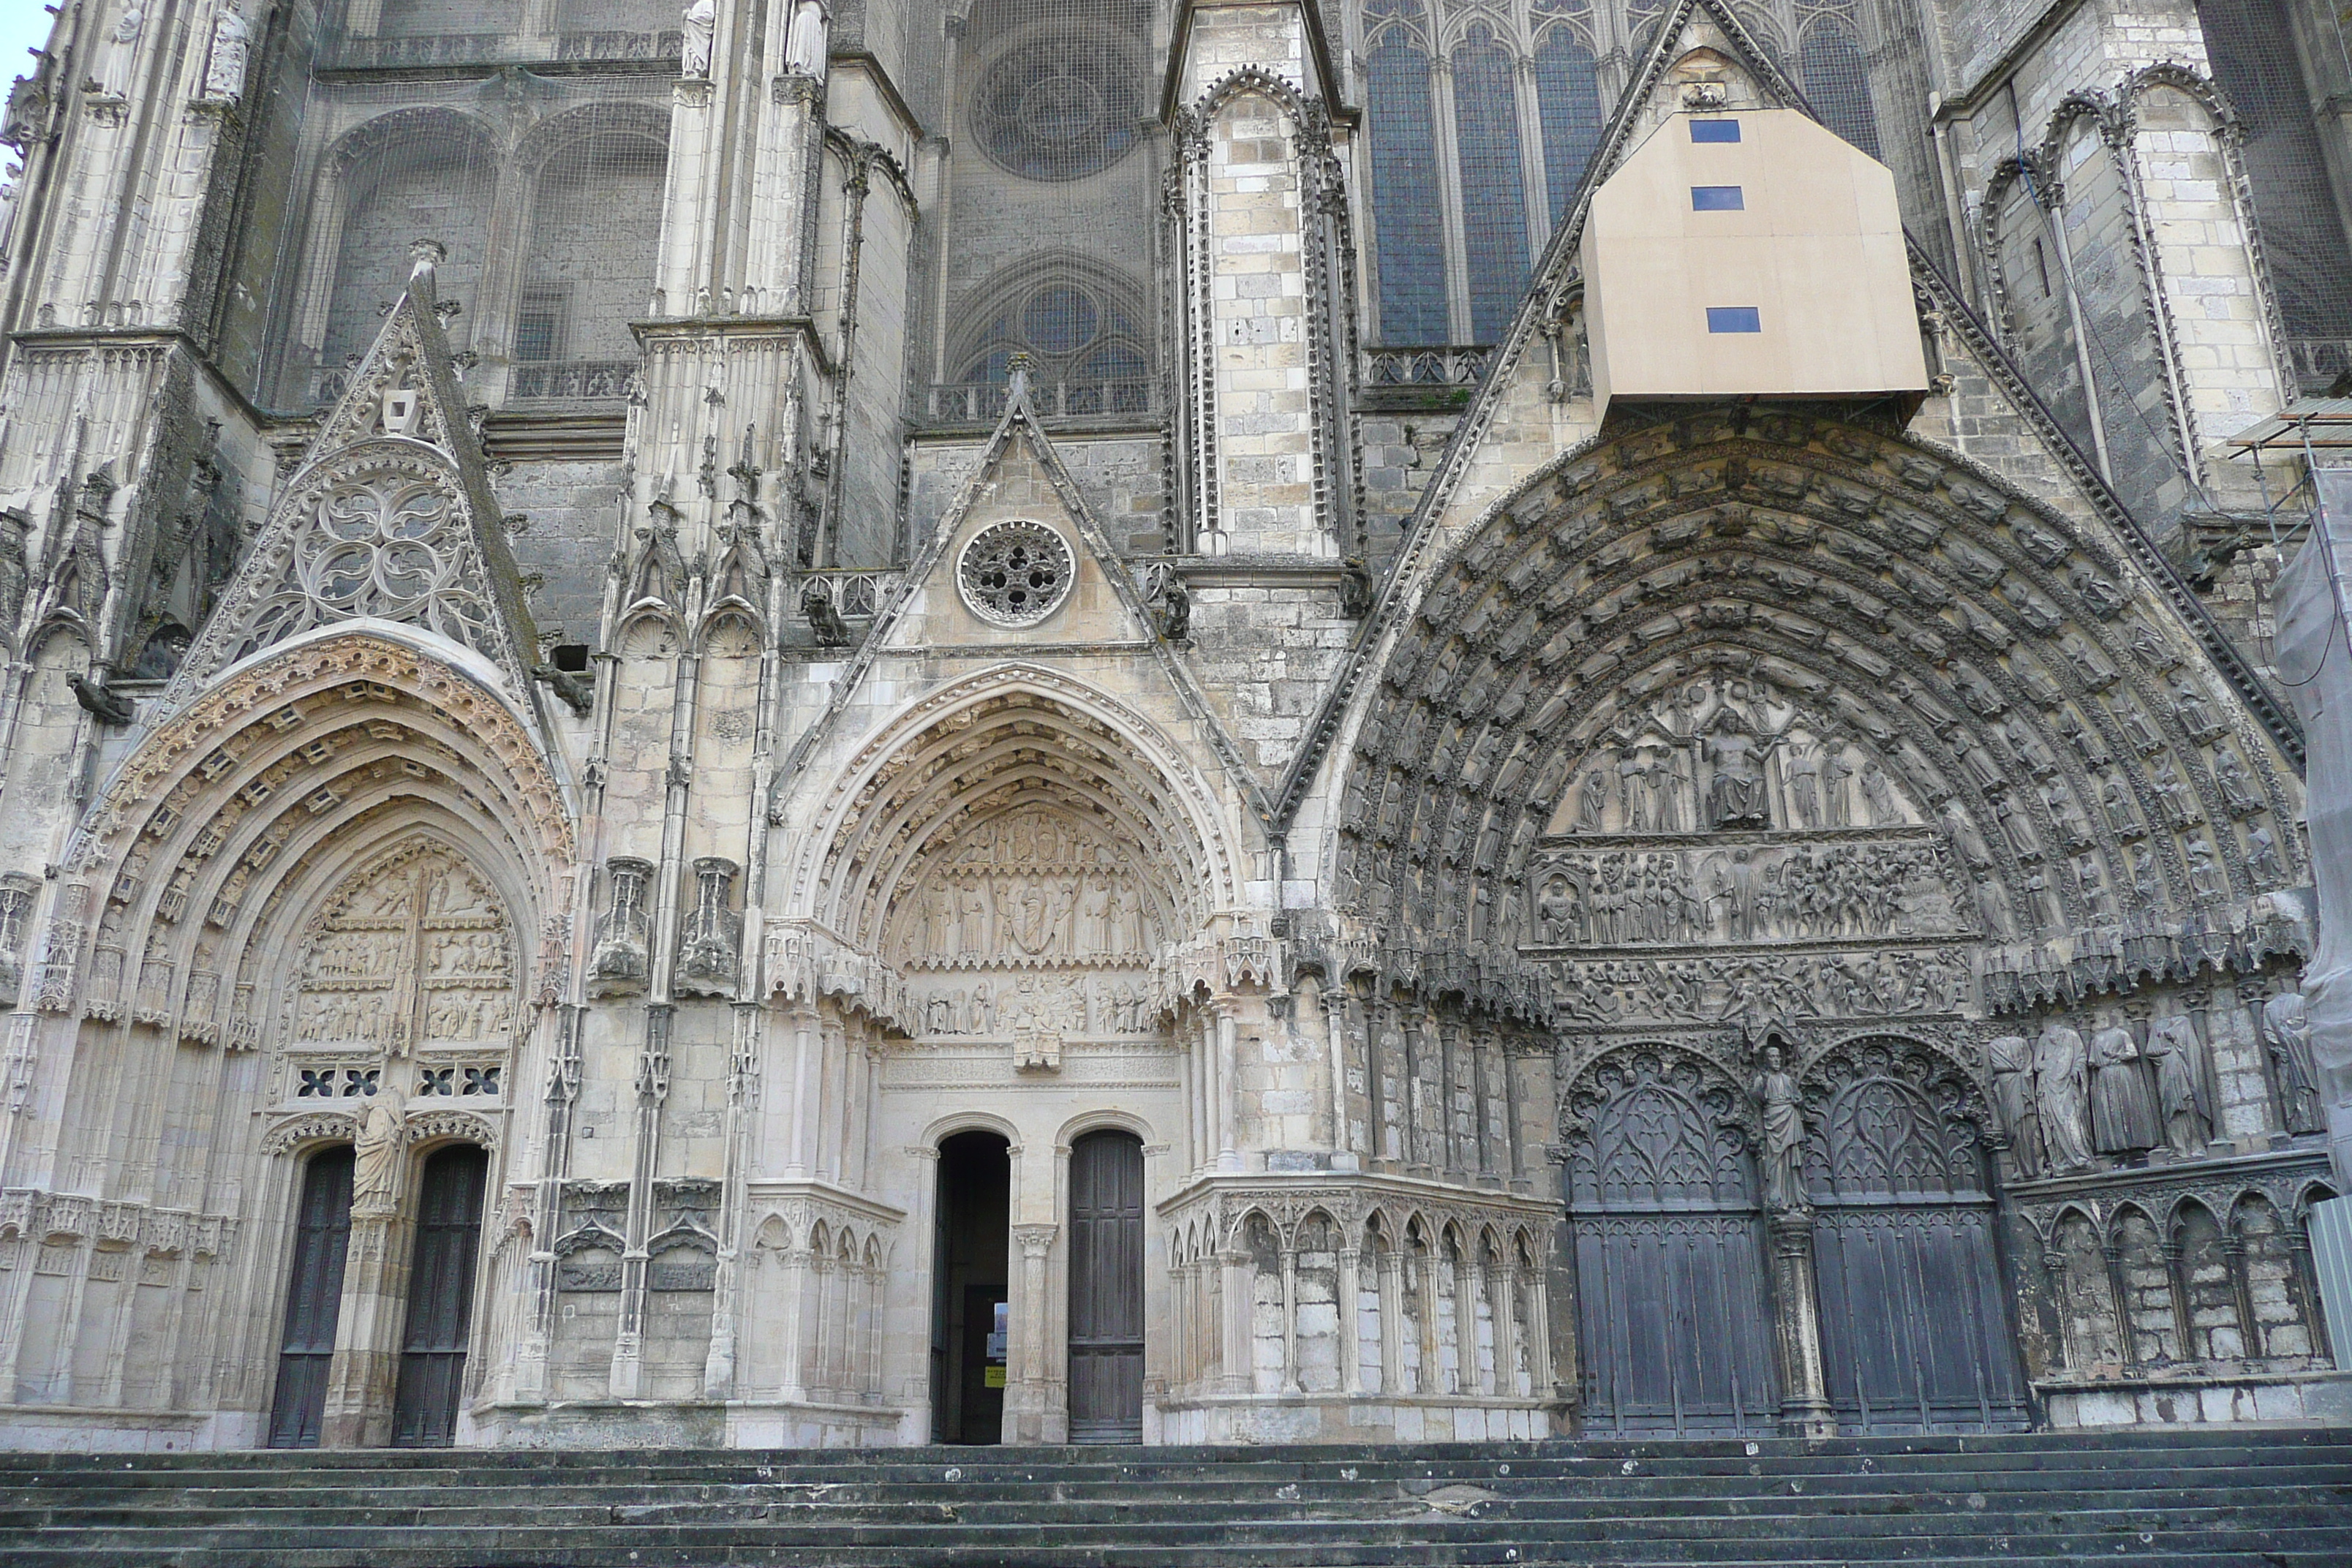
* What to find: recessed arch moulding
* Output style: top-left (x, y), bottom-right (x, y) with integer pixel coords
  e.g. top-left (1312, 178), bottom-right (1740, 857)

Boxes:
top-left (0, 628), bottom-right (575, 1446)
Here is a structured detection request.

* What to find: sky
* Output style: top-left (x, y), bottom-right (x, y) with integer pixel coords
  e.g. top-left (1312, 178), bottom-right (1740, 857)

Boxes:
top-left (1, 1), bottom-right (53, 91)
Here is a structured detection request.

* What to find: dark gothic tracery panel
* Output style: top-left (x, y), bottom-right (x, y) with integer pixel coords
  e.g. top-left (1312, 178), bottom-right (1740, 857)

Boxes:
top-left (1566, 1047), bottom-right (1779, 1434)
top-left (1803, 1037), bottom-right (2029, 1433)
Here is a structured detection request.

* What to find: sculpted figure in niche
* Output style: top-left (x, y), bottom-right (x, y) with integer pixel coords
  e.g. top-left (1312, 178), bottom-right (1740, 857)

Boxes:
top-left (786, 0), bottom-right (830, 79)
top-left (957, 881), bottom-right (991, 957)
top-left (1943, 800), bottom-right (1994, 870)
top-left (2248, 823), bottom-right (2285, 883)
top-left (1618, 749), bottom-right (1647, 832)
top-left (1115, 884), bottom-right (1146, 954)
top-left (2262, 992), bottom-right (2326, 1135)
top-left (682, 0), bottom-right (717, 77)
top-left (2141, 1003), bottom-right (2214, 1157)
top-left (2032, 1019), bottom-right (2095, 1172)
top-left (2087, 1010), bottom-right (2160, 1158)
top-left (353, 1078), bottom-right (409, 1215)
top-left (1703, 712), bottom-right (1774, 829)
top-left (1823, 745), bottom-right (1858, 829)
top-left (2214, 751), bottom-right (2259, 816)
top-left (1750, 1044), bottom-right (1806, 1212)
top-left (2185, 835), bottom-right (2227, 901)
top-left (1537, 875), bottom-right (1583, 943)
top-left (1860, 760), bottom-right (1899, 826)
top-left (1987, 1033), bottom-right (2043, 1177)
top-left (1077, 879), bottom-right (1115, 957)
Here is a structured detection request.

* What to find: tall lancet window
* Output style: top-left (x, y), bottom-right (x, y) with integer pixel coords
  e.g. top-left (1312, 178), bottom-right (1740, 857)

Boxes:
top-left (515, 121), bottom-right (668, 399)
top-left (1365, 0), bottom-right (1449, 343)
top-left (1531, 1), bottom-right (1604, 228)
top-left (1798, 6), bottom-right (1881, 159)
top-left (1452, 22), bottom-right (1533, 342)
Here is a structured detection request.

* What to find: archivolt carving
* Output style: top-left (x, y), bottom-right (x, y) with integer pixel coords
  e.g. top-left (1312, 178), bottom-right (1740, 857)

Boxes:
top-left (794, 668), bottom-right (1242, 957)
top-left (1330, 412), bottom-right (2303, 1012)
top-left (261, 1110), bottom-right (358, 1156)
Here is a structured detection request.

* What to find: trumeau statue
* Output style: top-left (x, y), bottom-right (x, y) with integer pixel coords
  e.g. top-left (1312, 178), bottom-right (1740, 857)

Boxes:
top-left (1751, 1043), bottom-right (1806, 1212)
top-left (353, 1078), bottom-right (409, 1215)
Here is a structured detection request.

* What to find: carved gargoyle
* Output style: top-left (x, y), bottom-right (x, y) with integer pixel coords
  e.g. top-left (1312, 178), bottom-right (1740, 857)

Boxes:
top-left (68, 673), bottom-right (133, 726)
top-left (533, 664), bottom-right (594, 717)
top-left (803, 581), bottom-right (852, 647)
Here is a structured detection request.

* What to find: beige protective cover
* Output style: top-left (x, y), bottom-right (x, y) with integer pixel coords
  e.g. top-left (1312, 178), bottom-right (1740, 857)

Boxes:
top-left (1584, 107), bottom-right (1929, 413)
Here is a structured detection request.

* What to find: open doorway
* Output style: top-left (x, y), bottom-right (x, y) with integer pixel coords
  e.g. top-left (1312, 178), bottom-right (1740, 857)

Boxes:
top-left (930, 1130), bottom-right (1010, 1443)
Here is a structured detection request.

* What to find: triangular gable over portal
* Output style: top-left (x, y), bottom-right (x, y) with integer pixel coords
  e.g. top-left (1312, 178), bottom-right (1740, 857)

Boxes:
top-left (1267, 0), bottom-right (2297, 829)
top-left (157, 243), bottom-right (545, 720)
top-left (768, 369), bottom-right (1273, 830)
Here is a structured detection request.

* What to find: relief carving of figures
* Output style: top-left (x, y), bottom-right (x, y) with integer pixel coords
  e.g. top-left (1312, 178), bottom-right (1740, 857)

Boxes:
top-left (203, 4), bottom-right (249, 102)
top-left (2085, 1010), bottom-right (2160, 1158)
top-left (2141, 1004), bottom-right (2214, 1157)
top-left (2032, 1020), bottom-right (2095, 1172)
top-left (674, 857), bottom-right (742, 997)
top-left (1526, 840), bottom-right (1964, 949)
top-left (1549, 946), bottom-right (1969, 1025)
top-left (2261, 992), bottom-right (2326, 1135)
top-left (1750, 1043), bottom-right (1806, 1212)
top-left (1987, 1033), bottom-right (2044, 1176)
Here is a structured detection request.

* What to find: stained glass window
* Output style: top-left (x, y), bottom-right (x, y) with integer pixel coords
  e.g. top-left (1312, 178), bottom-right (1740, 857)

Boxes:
top-left (1799, 16), bottom-right (1881, 159)
top-left (1453, 24), bottom-right (1531, 341)
top-left (1534, 26), bottom-right (1605, 225)
top-left (2196, 0), bottom-right (2352, 337)
top-left (1367, 12), bottom-right (1449, 342)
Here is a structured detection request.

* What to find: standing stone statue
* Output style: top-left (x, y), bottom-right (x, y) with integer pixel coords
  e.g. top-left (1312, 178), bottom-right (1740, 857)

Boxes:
top-left (2032, 1020), bottom-right (2095, 1172)
top-left (2142, 1006), bottom-right (2215, 1157)
top-left (203, 4), bottom-right (250, 102)
top-left (785, 0), bottom-right (829, 80)
top-left (1986, 1033), bottom-right (2043, 1177)
top-left (682, 0), bottom-right (717, 78)
top-left (2086, 1010), bottom-right (2160, 1157)
top-left (1751, 1044), bottom-right (1806, 1211)
top-left (1578, 766), bottom-right (1606, 832)
top-left (352, 1078), bottom-right (409, 1215)
top-left (2263, 991), bottom-right (2327, 1136)
top-left (102, 6), bottom-right (146, 98)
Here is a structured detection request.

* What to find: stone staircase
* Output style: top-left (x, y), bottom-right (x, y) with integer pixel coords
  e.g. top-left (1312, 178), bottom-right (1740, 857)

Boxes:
top-left (0, 1427), bottom-right (2347, 1566)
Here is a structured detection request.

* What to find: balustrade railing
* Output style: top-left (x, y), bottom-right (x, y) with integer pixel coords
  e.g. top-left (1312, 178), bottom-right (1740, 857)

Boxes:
top-left (796, 569), bottom-right (903, 619)
top-left (1362, 344), bottom-right (1493, 388)
top-left (2285, 338), bottom-right (2352, 397)
top-left (510, 360), bottom-right (638, 401)
top-left (325, 30), bottom-right (679, 68)
top-left (923, 377), bottom-right (1156, 423)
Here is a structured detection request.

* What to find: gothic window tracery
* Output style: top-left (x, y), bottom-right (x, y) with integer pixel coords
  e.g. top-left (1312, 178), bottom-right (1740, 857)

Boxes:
top-left (949, 266), bottom-right (1153, 410)
top-left (515, 123), bottom-right (668, 395)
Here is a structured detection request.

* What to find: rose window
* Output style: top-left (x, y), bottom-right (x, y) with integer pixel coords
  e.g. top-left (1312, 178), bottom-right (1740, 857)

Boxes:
top-left (957, 521), bottom-right (1074, 627)
top-left (971, 34), bottom-right (1144, 181)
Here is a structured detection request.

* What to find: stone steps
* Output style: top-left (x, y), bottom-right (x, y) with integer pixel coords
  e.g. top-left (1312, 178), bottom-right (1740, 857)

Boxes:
top-left (0, 1429), bottom-right (2343, 1566)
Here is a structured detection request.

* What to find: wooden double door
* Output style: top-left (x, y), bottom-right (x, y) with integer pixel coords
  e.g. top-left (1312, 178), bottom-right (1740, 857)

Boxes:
top-left (268, 1142), bottom-right (488, 1447)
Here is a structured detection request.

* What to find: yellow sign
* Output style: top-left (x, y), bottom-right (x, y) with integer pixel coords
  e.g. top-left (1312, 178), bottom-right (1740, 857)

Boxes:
top-left (983, 1365), bottom-right (1007, 1388)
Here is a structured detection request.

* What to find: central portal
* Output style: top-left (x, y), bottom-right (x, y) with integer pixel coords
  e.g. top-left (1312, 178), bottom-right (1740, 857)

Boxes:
top-left (931, 1131), bottom-right (1011, 1443)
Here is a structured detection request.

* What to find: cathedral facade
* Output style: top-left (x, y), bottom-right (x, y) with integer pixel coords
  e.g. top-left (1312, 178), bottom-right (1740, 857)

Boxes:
top-left (0, 0), bottom-right (2340, 1452)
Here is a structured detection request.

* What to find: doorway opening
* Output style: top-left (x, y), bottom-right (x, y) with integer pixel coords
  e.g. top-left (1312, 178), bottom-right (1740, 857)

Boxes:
top-left (930, 1130), bottom-right (1011, 1444)
top-left (268, 1145), bottom-right (355, 1449)
top-left (1068, 1128), bottom-right (1145, 1441)
top-left (391, 1143), bottom-right (488, 1447)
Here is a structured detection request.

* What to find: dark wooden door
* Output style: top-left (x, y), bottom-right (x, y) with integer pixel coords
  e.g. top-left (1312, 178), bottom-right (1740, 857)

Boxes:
top-left (1565, 1048), bottom-right (1779, 1436)
top-left (391, 1144), bottom-right (487, 1447)
top-left (268, 1146), bottom-right (354, 1448)
top-left (1806, 1050), bottom-right (2029, 1433)
top-left (1067, 1130), bottom-right (1145, 1441)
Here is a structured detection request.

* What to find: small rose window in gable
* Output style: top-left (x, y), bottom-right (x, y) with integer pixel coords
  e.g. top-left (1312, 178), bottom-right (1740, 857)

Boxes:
top-left (958, 521), bottom-right (1074, 627)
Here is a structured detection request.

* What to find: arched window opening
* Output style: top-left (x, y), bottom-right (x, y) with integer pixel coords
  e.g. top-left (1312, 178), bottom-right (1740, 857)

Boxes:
top-left (1452, 23), bottom-right (1532, 342)
top-left (1799, 15), bottom-right (1881, 159)
top-left (1365, 0), bottom-right (1447, 343)
top-left (317, 135), bottom-right (497, 402)
top-left (515, 130), bottom-right (667, 399)
top-left (943, 267), bottom-right (1153, 418)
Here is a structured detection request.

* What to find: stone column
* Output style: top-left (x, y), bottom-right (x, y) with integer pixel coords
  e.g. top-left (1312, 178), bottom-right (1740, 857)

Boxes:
top-left (1219, 1240), bottom-right (1254, 1397)
top-left (1279, 1242), bottom-right (1302, 1393)
top-left (1378, 1246), bottom-right (1405, 1396)
top-left (1337, 1244), bottom-right (1362, 1393)
top-left (321, 1208), bottom-right (411, 1450)
top-left (1008, 1222), bottom-right (1062, 1442)
top-left (1765, 1211), bottom-right (1835, 1437)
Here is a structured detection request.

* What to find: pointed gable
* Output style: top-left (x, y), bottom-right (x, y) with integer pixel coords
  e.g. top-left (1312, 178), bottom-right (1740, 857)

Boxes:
top-left (159, 242), bottom-right (541, 710)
